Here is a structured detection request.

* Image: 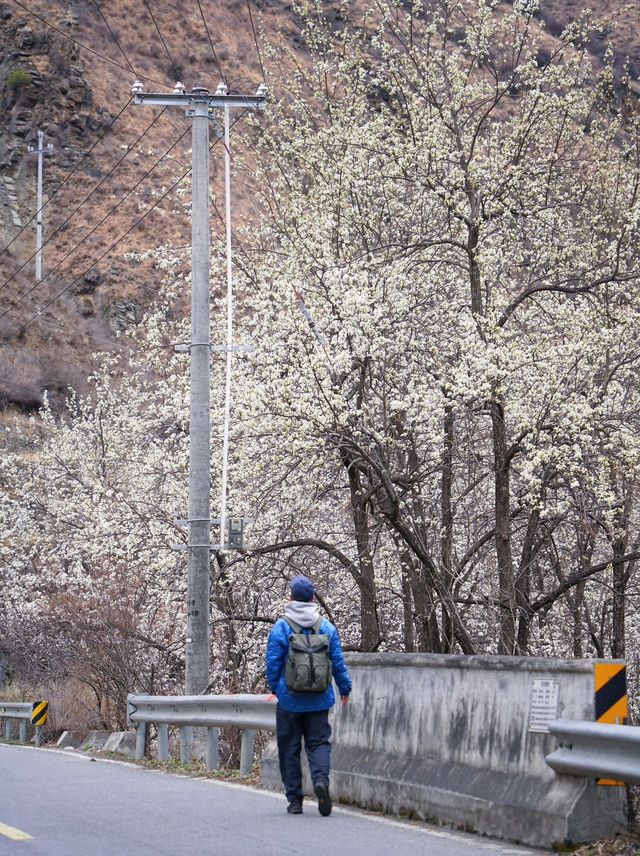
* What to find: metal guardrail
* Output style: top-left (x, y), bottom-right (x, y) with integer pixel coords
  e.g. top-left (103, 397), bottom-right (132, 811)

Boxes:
top-left (0, 701), bottom-right (45, 746)
top-left (546, 719), bottom-right (640, 784)
top-left (127, 693), bottom-right (276, 775)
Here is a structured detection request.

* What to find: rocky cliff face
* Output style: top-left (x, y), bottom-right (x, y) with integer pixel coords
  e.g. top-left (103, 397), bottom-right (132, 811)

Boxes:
top-left (0, 5), bottom-right (111, 242)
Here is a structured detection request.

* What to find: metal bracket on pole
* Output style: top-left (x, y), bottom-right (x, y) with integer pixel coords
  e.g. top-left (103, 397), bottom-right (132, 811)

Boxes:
top-left (171, 544), bottom-right (216, 551)
top-left (174, 343), bottom-right (255, 353)
top-left (211, 344), bottom-right (256, 353)
top-left (172, 516), bottom-right (253, 553)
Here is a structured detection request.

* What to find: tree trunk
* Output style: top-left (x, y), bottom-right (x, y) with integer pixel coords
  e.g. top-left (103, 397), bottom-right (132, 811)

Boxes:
top-left (611, 538), bottom-right (627, 659)
top-left (400, 566), bottom-right (415, 652)
top-left (441, 405), bottom-right (455, 653)
top-left (572, 580), bottom-right (586, 658)
top-left (515, 508), bottom-right (538, 653)
top-left (490, 401), bottom-right (516, 654)
top-left (400, 548), bottom-right (442, 652)
top-left (343, 453), bottom-right (380, 651)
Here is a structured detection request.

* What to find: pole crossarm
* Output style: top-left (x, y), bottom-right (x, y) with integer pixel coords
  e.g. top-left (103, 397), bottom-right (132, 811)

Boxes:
top-left (133, 89), bottom-right (267, 111)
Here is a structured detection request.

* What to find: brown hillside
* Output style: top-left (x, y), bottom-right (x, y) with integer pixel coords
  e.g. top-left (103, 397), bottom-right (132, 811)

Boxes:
top-left (0, 0), bottom-right (638, 410)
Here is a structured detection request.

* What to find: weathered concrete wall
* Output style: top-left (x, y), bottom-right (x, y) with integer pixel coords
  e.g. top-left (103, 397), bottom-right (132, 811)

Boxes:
top-left (262, 653), bottom-right (627, 847)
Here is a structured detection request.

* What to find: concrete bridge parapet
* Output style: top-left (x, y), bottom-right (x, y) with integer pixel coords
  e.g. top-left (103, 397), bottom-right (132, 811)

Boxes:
top-left (262, 653), bottom-right (627, 847)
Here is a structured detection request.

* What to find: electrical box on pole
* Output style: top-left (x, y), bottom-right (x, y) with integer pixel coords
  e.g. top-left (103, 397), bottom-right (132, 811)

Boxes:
top-left (227, 518), bottom-right (244, 550)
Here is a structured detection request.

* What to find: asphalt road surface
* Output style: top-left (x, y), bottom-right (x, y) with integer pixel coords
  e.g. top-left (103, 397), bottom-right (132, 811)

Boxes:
top-left (0, 744), bottom-right (547, 856)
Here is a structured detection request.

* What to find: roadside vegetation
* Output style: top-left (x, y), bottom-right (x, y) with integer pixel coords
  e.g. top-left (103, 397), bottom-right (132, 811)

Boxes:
top-left (2, 0), bottom-right (640, 732)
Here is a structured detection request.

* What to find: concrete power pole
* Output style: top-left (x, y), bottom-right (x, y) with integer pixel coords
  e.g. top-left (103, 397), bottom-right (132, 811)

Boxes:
top-left (133, 81), bottom-right (266, 700)
top-left (27, 130), bottom-right (54, 281)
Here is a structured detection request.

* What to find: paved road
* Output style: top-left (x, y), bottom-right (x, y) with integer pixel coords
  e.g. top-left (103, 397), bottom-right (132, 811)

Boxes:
top-left (0, 744), bottom-right (546, 855)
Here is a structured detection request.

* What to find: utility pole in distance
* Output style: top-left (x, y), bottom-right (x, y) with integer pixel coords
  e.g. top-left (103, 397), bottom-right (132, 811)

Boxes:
top-left (132, 81), bottom-right (266, 701)
top-left (27, 130), bottom-right (54, 281)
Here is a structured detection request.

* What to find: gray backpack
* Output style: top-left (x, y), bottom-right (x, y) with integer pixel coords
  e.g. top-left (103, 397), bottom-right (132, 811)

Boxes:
top-left (284, 617), bottom-right (333, 693)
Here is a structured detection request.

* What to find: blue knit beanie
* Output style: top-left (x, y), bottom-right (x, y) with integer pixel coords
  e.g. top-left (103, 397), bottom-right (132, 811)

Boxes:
top-left (290, 575), bottom-right (315, 602)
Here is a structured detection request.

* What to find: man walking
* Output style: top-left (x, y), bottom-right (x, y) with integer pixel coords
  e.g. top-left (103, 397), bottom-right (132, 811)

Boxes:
top-left (266, 575), bottom-right (352, 816)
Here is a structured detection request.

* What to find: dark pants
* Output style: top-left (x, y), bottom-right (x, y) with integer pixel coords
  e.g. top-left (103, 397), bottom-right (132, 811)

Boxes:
top-left (276, 705), bottom-right (331, 803)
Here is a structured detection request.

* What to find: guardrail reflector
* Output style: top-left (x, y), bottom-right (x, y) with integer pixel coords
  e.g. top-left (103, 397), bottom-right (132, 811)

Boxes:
top-left (31, 700), bottom-right (48, 726)
top-left (595, 662), bottom-right (627, 786)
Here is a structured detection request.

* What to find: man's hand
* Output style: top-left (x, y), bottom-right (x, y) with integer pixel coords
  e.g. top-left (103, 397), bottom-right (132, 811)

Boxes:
top-left (264, 693), bottom-right (277, 702)
top-left (341, 695), bottom-right (350, 706)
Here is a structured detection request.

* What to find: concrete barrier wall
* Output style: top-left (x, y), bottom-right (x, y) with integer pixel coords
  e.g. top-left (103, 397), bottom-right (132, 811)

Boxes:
top-left (261, 653), bottom-right (628, 847)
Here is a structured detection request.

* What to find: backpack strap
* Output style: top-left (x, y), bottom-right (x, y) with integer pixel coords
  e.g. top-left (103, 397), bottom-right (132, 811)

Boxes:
top-left (283, 616), bottom-right (302, 633)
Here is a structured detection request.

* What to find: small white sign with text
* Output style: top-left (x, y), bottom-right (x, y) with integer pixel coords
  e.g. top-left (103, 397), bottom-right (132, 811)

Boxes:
top-left (529, 678), bottom-right (559, 732)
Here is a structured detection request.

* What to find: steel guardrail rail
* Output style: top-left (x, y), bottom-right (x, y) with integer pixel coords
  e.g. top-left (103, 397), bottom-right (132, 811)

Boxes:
top-left (545, 719), bottom-right (640, 784)
top-left (0, 700), bottom-right (44, 745)
top-left (127, 693), bottom-right (276, 731)
top-left (0, 702), bottom-right (31, 720)
top-left (126, 693), bottom-right (276, 774)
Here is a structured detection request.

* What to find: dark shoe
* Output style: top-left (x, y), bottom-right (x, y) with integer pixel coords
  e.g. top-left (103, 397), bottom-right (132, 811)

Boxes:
top-left (287, 801), bottom-right (303, 814)
top-left (314, 782), bottom-right (332, 816)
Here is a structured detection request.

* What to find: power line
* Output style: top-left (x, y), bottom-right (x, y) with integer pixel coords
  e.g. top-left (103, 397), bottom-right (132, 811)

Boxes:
top-left (194, 0), bottom-right (225, 82)
top-left (0, 108), bottom-right (170, 299)
top-left (91, 0), bottom-right (138, 77)
top-left (0, 96), bottom-right (132, 256)
top-left (9, 0), bottom-right (171, 89)
top-left (5, 112), bottom-right (248, 343)
top-left (246, 0), bottom-right (266, 83)
top-left (1, 118), bottom-right (189, 324)
top-left (143, 0), bottom-right (178, 74)
top-left (23, 271), bottom-right (190, 350)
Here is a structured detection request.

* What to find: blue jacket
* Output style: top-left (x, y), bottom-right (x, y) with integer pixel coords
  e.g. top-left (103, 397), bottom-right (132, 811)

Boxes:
top-left (266, 616), bottom-right (352, 712)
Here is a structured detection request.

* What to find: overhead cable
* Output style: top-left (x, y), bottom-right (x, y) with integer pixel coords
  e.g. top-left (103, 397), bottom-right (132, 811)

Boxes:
top-left (91, 0), bottom-right (138, 77)
top-left (9, 0), bottom-right (171, 89)
top-left (143, 0), bottom-right (178, 74)
top-left (0, 96), bottom-right (133, 257)
top-left (0, 108), bottom-right (169, 297)
top-left (5, 115), bottom-right (248, 341)
top-left (246, 0), bottom-right (266, 83)
top-left (0, 118), bottom-right (189, 323)
top-left (194, 0), bottom-right (226, 82)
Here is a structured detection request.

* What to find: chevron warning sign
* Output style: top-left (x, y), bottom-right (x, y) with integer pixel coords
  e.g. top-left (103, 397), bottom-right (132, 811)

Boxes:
top-left (31, 700), bottom-right (48, 727)
top-left (595, 662), bottom-right (627, 786)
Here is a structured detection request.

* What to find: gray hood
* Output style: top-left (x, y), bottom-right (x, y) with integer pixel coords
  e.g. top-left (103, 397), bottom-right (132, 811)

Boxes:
top-left (284, 601), bottom-right (320, 628)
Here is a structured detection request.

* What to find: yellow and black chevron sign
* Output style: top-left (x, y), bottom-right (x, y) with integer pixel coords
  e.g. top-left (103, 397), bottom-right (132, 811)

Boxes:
top-left (595, 662), bottom-right (627, 786)
top-left (31, 700), bottom-right (48, 727)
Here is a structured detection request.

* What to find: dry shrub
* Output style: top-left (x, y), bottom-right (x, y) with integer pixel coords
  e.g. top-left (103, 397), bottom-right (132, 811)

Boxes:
top-left (38, 678), bottom-right (107, 738)
top-left (1, 677), bottom-right (105, 743)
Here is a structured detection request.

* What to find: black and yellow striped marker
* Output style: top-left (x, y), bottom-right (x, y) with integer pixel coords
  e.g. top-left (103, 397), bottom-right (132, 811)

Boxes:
top-left (595, 662), bottom-right (627, 786)
top-left (31, 700), bottom-right (48, 727)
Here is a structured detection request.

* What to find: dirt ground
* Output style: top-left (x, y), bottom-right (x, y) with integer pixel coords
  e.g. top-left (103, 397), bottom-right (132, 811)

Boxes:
top-left (571, 835), bottom-right (640, 855)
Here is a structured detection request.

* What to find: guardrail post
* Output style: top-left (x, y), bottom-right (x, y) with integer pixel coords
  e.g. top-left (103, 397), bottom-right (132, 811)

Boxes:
top-left (135, 723), bottom-right (146, 761)
top-left (35, 726), bottom-right (43, 747)
top-left (5, 720), bottom-right (13, 740)
top-left (207, 727), bottom-right (219, 771)
top-left (157, 724), bottom-right (169, 762)
top-left (18, 720), bottom-right (27, 744)
top-left (240, 729), bottom-right (255, 776)
top-left (180, 725), bottom-right (192, 765)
